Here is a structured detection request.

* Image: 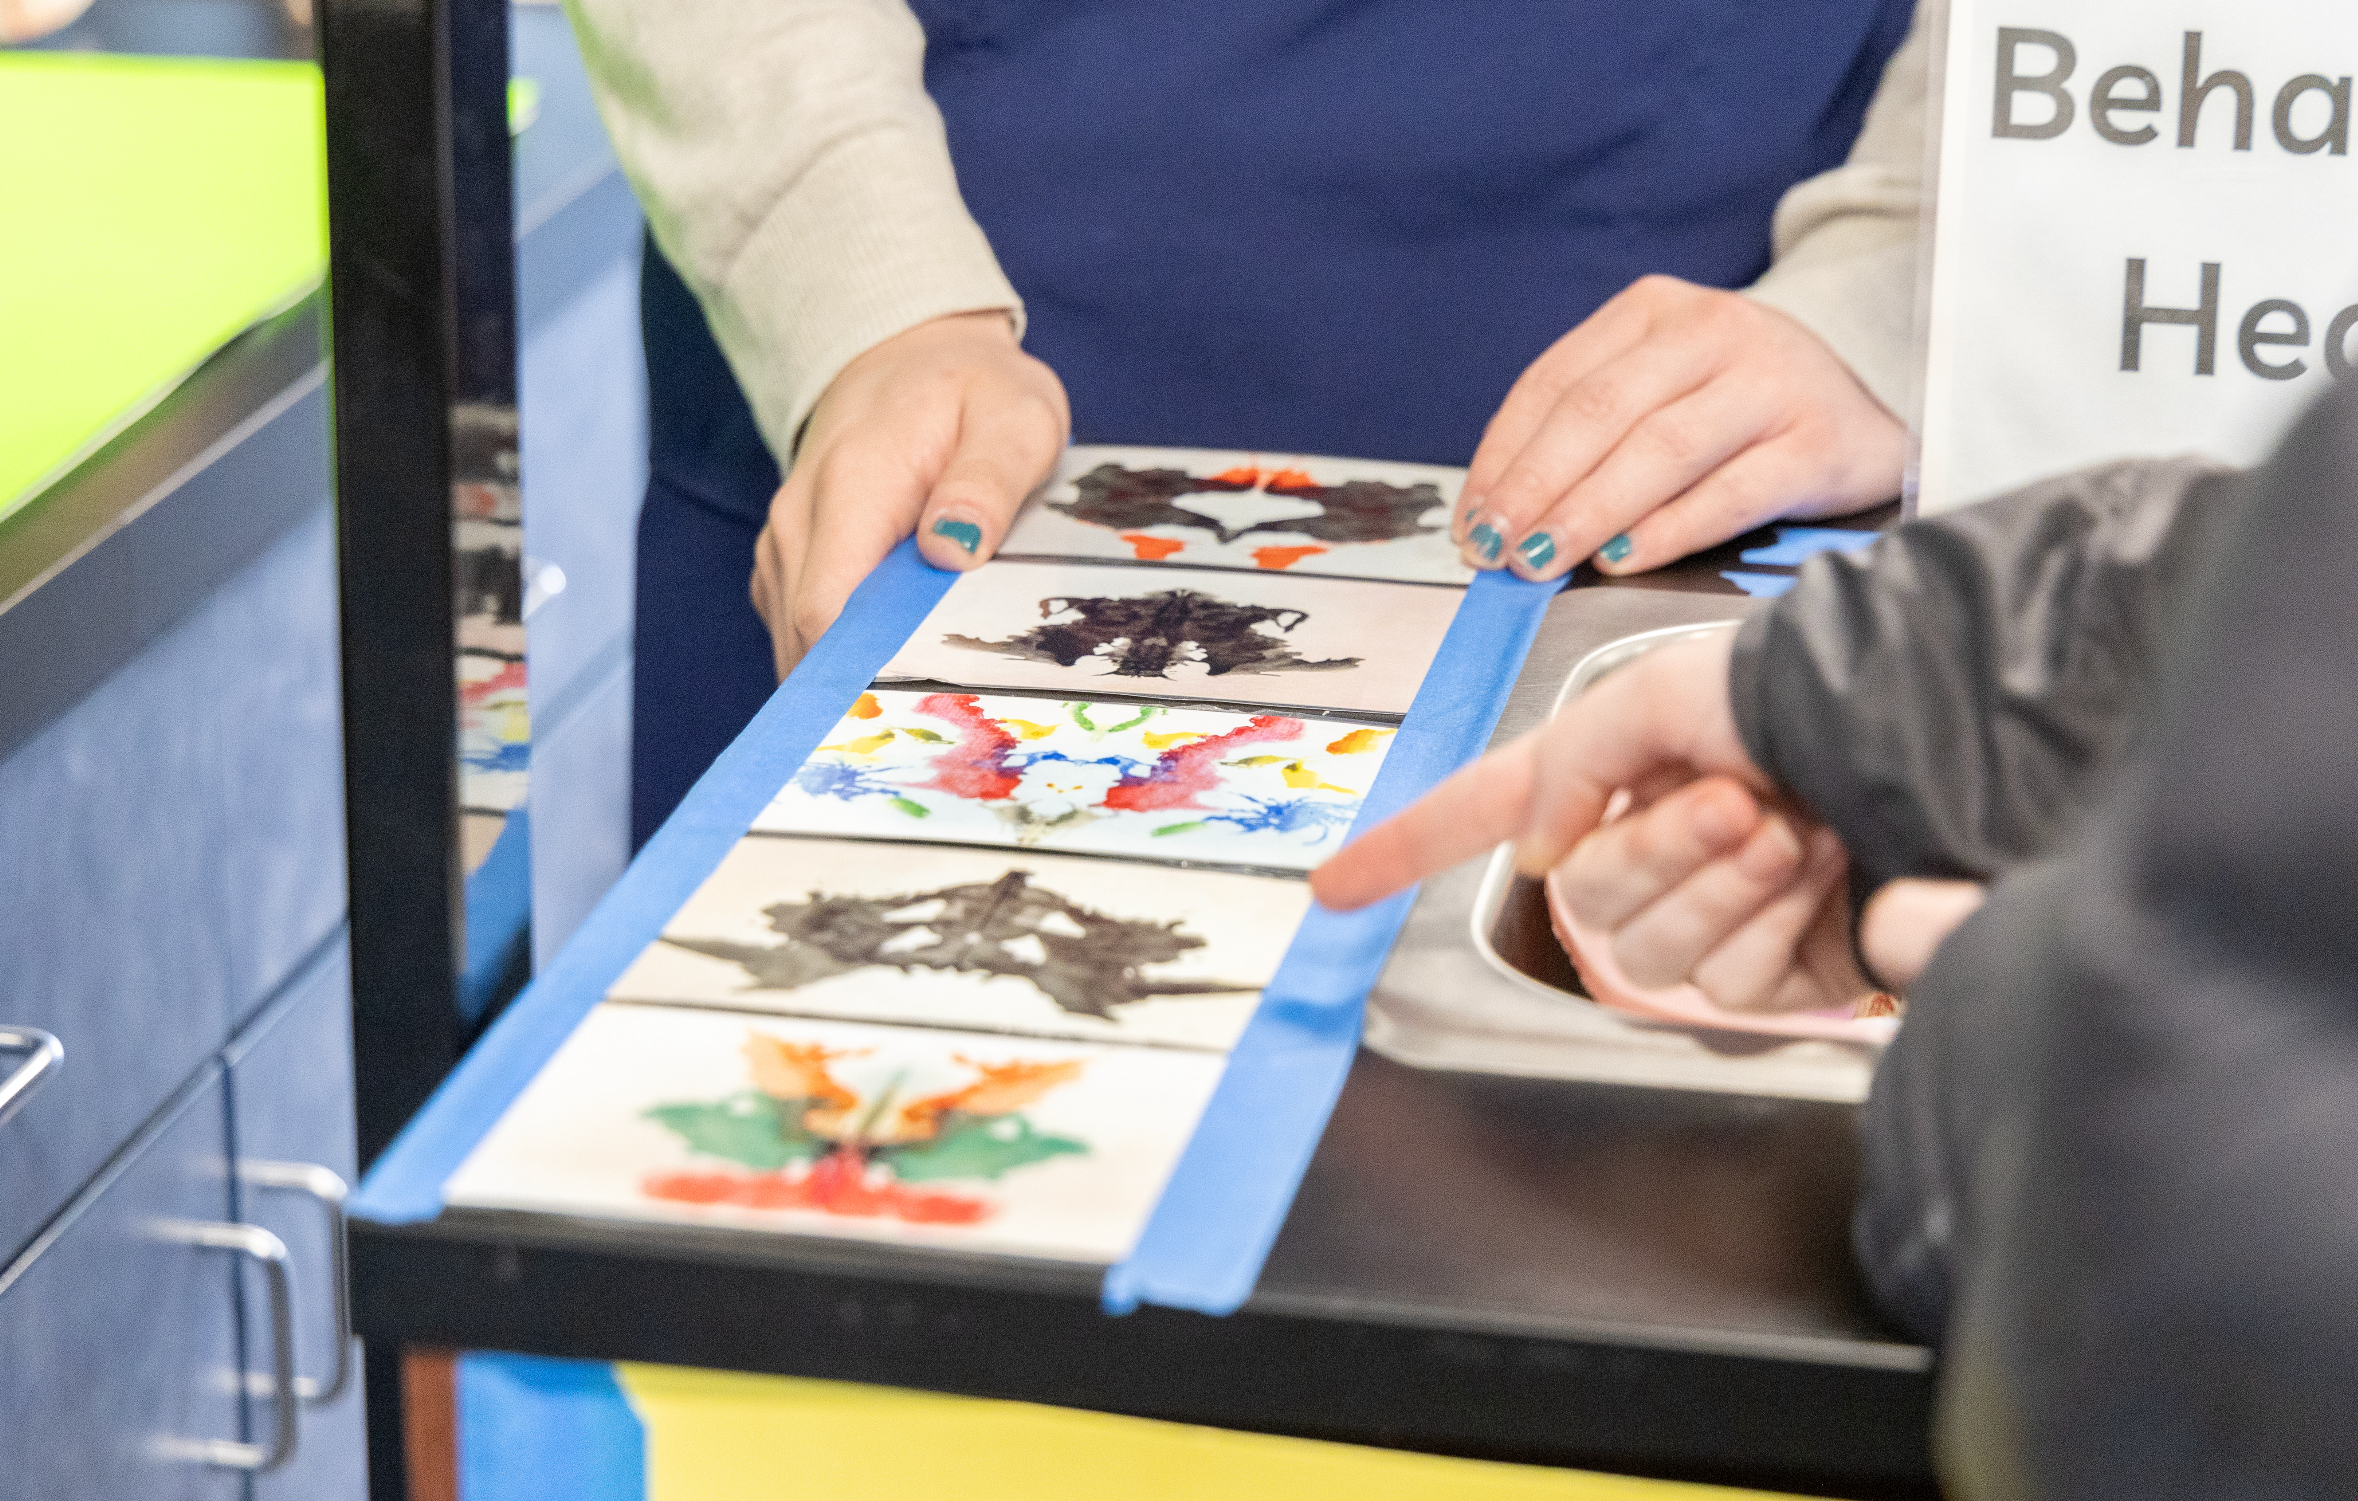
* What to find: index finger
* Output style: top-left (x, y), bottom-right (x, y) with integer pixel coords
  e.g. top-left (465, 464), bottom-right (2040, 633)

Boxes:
top-left (1309, 734), bottom-right (1540, 910)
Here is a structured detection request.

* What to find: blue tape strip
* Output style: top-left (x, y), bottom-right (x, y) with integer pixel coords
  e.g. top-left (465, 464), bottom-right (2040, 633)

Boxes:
top-left (457, 1353), bottom-right (644, 1501)
top-left (1719, 570), bottom-right (1798, 599)
top-left (351, 538), bottom-right (957, 1224)
top-left (458, 803), bottom-right (532, 1025)
top-left (1737, 525), bottom-right (1878, 567)
top-left (1101, 567), bottom-right (1559, 1316)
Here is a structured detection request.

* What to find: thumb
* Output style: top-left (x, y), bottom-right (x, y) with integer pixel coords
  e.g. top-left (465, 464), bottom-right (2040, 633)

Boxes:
top-left (1860, 878), bottom-right (1987, 989)
top-left (915, 384), bottom-right (1067, 572)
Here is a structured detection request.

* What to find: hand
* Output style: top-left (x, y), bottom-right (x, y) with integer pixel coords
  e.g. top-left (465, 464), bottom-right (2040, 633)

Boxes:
top-left (751, 311), bottom-right (1069, 677)
top-left (1554, 776), bottom-right (1862, 1014)
top-left (1554, 788), bottom-right (1988, 1012)
top-left (1310, 623), bottom-right (1846, 1015)
top-left (1310, 625), bottom-right (1759, 910)
top-left (1453, 275), bottom-right (1905, 581)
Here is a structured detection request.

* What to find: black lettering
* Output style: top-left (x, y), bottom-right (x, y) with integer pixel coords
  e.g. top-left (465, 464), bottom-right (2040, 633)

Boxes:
top-left (2092, 65), bottom-right (2162, 144)
top-left (2122, 259), bottom-right (2220, 375)
top-left (2326, 306), bottom-right (2358, 379)
top-left (2178, 32), bottom-right (2254, 150)
top-left (2238, 299), bottom-right (2310, 380)
top-left (1994, 27), bottom-right (2076, 139)
top-left (2273, 75), bottom-right (2352, 156)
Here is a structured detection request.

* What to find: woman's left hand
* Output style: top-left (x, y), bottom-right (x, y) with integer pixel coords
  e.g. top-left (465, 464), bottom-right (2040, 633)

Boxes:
top-left (1454, 275), bottom-right (1905, 580)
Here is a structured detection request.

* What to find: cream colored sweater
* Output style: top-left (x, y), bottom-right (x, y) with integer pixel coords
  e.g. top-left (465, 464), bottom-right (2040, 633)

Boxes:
top-left (563, 0), bottom-right (1932, 464)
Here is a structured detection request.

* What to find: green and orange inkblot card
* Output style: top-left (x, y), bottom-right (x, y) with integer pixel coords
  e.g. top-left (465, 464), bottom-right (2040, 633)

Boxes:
top-left (442, 1005), bottom-right (1225, 1263)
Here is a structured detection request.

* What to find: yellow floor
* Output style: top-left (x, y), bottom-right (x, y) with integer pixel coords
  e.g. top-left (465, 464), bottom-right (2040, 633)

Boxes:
top-left (616, 1364), bottom-right (1816, 1501)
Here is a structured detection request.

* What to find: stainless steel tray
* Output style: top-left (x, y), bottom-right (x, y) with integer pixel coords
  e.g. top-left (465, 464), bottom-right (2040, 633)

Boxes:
top-left (1362, 588), bottom-right (1880, 1102)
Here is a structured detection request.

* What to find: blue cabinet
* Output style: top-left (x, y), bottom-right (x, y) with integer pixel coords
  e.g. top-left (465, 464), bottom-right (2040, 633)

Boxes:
top-left (0, 324), bottom-right (350, 1496)
top-left (226, 936), bottom-right (366, 1501)
top-left (0, 1065), bottom-right (249, 1500)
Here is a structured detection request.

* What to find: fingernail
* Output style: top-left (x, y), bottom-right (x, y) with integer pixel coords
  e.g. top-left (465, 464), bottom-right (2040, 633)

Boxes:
top-left (1599, 533), bottom-right (1634, 565)
top-left (1469, 521), bottom-right (1504, 564)
top-left (1513, 532), bottom-right (1557, 573)
top-left (931, 517), bottom-right (982, 554)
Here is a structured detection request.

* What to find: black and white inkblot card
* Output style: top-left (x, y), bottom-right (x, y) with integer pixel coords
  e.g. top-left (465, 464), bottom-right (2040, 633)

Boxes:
top-left (1921, 0), bottom-right (2358, 511)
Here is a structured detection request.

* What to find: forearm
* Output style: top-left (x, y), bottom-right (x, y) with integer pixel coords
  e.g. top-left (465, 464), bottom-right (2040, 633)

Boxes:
top-left (1859, 385), bottom-right (2358, 1491)
top-left (562, 0), bottom-right (1021, 461)
top-left (1743, 0), bottom-right (1933, 419)
top-left (1728, 454), bottom-right (2245, 896)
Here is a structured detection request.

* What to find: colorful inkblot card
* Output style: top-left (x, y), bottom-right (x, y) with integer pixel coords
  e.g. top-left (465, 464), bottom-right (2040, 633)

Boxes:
top-left (606, 835), bottom-right (1310, 1052)
top-left (449, 445), bottom-right (1499, 1262)
top-left (754, 690), bottom-right (1395, 873)
top-left (877, 560), bottom-right (1461, 716)
top-left (999, 445), bottom-right (1474, 586)
top-left (442, 1004), bottom-right (1227, 1264)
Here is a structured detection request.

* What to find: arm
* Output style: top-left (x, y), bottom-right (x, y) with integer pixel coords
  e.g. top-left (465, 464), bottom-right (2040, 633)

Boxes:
top-left (1730, 453), bottom-right (2246, 901)
top-left (1865, 383), bottom-right (2358, 1493)
top-left (564, 0), bottom-right (1069, 674)
top-left (1316, 453), bottom-right (2245, 1017)
top-left (563, 0), bottom-right (1021, 459)
top-left (1741, 0), bottom-right (1935, 423)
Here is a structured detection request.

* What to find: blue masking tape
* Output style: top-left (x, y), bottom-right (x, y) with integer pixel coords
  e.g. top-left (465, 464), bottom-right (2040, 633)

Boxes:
top-left (1720, 570), bottom-right (1797, 599)
top-left (1737, 525), bottom-right (1879, 568)
top-left (351, 538), bottom-right (957, 1225)
top-left (1102, 567), bottom-right (1560, 1316)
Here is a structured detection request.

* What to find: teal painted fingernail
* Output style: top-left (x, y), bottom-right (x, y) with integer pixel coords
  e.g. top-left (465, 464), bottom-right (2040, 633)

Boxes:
top-left (1514, 533), bottom-right (1556, 571)
top-left (1470, 521), bottom-right (1504, 563)
top-left (1599, 533), bottom-right (1634, 565)
top-left (931, 517), bottom-right (982, 554)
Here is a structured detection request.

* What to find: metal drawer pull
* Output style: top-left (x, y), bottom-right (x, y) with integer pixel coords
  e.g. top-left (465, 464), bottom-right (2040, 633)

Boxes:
top-left (238, 1159), bottom-right (354, 1402)
top-left (0, 1026), bottom-right (62, 1128)
top-left (149, 1219), bottom-right (299, 1473)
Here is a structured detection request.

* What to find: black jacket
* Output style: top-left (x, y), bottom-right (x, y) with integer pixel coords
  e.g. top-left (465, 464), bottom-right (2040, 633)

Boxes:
top-left (1727, 387), bottom-right (2358, 1498)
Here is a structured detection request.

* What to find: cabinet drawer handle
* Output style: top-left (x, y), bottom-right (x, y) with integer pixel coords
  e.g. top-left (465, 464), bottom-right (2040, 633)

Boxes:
top-left (148, 1220), bottom-right (300, 1473)
top-left (0, 1026), bottom-right (61, 1129)
top-left (239, 1159), bottom-right (354, 1403)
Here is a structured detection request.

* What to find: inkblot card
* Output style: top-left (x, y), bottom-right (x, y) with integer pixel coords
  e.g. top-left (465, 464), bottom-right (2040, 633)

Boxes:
top-left (754, 689), bottom-right (1396, 873)
top-left (605, 835), bottom-right (1311, 1052)
top-left (878, 560), bottom-right (1462, 716)
top-left (999, 445), bottom-right (1475, 586)
top-left (442, 1004), bottom-right (1228, 1264)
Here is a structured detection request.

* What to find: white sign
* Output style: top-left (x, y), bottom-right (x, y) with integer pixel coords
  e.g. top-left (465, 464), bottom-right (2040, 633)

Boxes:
top-left (1920, 2), bottom-right (2358, 512)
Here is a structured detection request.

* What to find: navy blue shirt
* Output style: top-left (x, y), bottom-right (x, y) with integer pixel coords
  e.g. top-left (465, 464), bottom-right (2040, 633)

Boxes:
top-left (913, 0), bottom-right (1913, 464)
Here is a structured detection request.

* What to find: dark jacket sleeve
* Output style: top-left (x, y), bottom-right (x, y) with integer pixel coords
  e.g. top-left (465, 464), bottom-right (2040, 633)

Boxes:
top-left (1727, 455), bottom-right (2248, 901)
top-left (1860, 385), bottom-right (2358, 1497)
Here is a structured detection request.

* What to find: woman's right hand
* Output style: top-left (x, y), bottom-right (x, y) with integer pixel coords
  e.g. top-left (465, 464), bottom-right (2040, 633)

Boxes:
top-left (751, 310), bottom-right (1070, 678)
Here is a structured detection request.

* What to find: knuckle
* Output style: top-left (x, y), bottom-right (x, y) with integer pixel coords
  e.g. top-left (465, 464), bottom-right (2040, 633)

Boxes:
top-left (1636, 411), bottom-right (1706, 472)
top-left (1560, 379), bottom-right (1626, 431)
top-left (1629, 273), bottom-right (1683, 304)
top-left (813, 446), bottom-right (874, 496)
top-left (790, 597), bottom-right (837, 647)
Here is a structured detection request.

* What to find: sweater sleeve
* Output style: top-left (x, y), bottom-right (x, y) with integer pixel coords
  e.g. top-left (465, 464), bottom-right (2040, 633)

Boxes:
top-left (561, 0), bottom-right (1023, 463)
top-left (1726, 454), bottom-right (2246, 903)
top-left (1859, 382), bottom-right (2358, 1495)
top-left (1742, 0), bottom-right (1935, 421)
